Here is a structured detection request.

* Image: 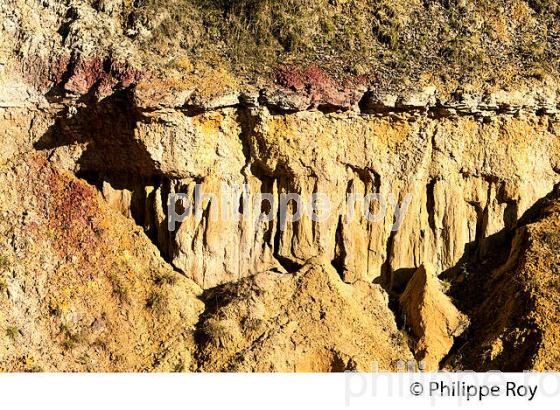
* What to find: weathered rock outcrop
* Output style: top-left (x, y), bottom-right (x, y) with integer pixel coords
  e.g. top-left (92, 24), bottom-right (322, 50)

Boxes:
top-left (43, 100), bottom-right (559, 290)
top-left (445, 186), bottom-right (560, 371)
top-left (3, 68), bottom-right (560, 292)
top-left (400, 263), bottom-right (468, 370)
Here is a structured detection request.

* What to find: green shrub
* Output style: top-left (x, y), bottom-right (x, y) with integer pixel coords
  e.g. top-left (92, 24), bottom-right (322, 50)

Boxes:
top-left (6, 325), bottom-right (19, 340)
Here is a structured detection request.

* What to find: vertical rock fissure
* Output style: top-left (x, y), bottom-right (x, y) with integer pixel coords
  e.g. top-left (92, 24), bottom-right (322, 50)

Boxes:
top-left (331, 215), bottom-right (346, 280)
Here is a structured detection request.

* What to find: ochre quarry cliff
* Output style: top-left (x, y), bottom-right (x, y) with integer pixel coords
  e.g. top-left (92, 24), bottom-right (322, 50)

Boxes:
top-left (1, 0), bottom-right (560, 371)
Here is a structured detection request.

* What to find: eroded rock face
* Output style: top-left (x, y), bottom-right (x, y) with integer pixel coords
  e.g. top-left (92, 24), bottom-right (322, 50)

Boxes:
top-left (445, 187), bottom-right (560, 371)
top-left (1, 76), bottom-right (560, 372)
top-left (400, 263), bottom-right (469, 370)
top-left (47, 103), bottom-right (560, 289)
top-left (2, 63), bottom-right (560, 296)
top-left (2, 0), bottom-right (560, 373)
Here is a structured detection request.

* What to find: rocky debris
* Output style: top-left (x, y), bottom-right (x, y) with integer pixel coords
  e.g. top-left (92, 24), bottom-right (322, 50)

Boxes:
top-left (259, 88), bottom-right (312, 112)
top-left (4, 0), bottom-right (560, 109)
top-left (400, 263), bottom-right (469, 371)
top-left (397, 86), bottom-right (438, 109)
top-left (186, 91), bottom-right (241, 111)
top-left (4, 0), bottom-right (560, 116)
top-left (196, 258), bottom-right (413, 371)
top-left (0, 153), bottom-right (412, 372)
top-left (4, 0), bottom-right (560, 117)
top-left (132, 78), bottom-right (194, 111)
